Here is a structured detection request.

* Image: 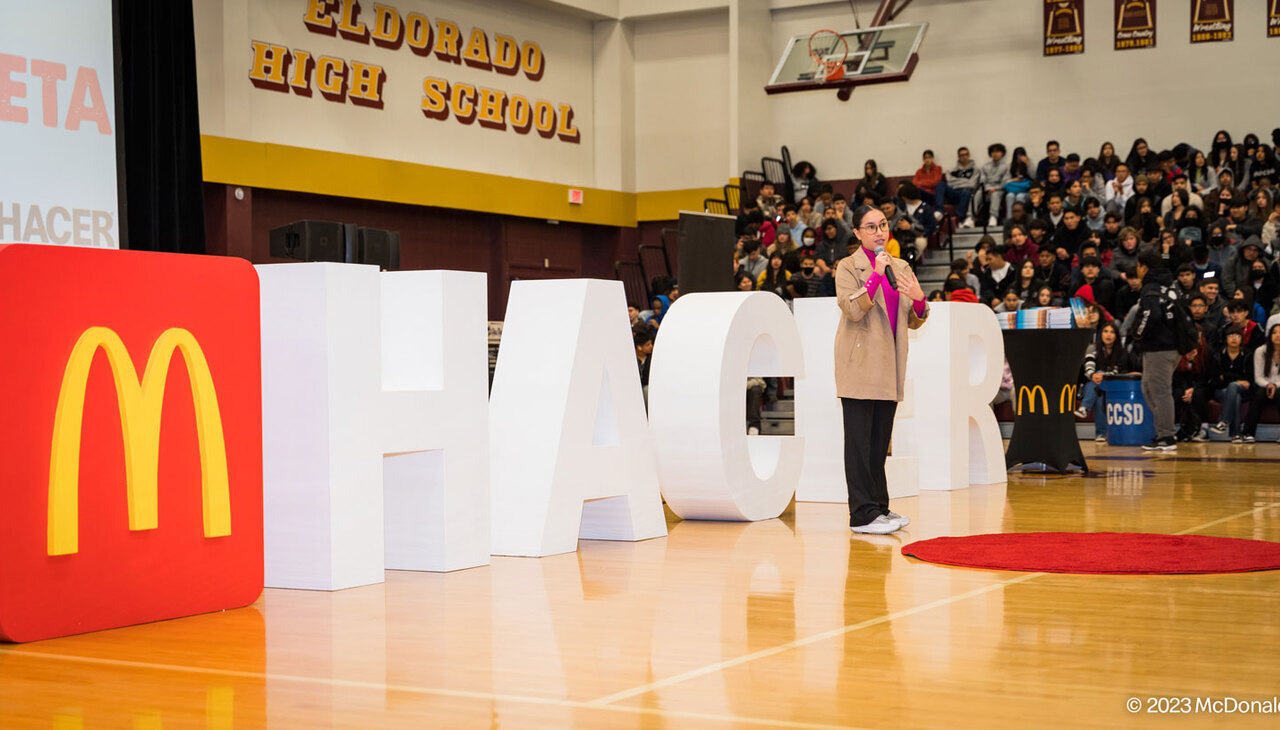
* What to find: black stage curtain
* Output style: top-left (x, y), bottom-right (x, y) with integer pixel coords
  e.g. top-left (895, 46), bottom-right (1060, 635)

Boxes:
top-left (115, 0), bottom-right (206, 253)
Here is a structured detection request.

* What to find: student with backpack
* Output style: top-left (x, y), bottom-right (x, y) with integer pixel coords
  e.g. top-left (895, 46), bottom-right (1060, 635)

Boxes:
top-left (1129, 246), bottom-right (1195, 451)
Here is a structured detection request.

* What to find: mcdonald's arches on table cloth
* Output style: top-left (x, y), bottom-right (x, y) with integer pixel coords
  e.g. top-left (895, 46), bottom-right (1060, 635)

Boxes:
top-left (1002, 328), bottom-right (1094, 473)
top-left (902, 533), bottom-right (1280, 575)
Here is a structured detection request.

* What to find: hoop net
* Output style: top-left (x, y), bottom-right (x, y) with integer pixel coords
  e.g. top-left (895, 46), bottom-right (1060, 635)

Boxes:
top-left (808, 30), bottom-right (848, 83)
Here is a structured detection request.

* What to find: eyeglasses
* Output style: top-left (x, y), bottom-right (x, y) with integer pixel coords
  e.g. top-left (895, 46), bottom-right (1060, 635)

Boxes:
top-left (859, 221), bottom-right (890, 232)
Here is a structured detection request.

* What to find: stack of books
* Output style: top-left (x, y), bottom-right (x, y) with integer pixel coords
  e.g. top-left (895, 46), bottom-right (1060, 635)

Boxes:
top-left (997, 299), bottom-right (1091, 330)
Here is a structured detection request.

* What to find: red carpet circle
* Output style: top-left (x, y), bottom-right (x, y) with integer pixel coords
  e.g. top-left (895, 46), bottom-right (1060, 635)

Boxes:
top-left (901, 532), bottom-right (1280, 575)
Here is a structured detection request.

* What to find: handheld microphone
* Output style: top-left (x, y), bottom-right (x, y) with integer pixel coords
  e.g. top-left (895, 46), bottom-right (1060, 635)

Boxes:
top-left (874, 245), bottom-right (898, 289)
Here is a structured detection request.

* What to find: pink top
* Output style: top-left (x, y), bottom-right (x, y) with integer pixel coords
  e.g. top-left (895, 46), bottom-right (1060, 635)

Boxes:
top-left (865, 270), bottom-right (926, 338)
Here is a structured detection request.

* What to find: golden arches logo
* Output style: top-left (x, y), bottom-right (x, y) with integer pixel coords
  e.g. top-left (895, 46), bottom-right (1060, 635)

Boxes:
top-left (1059, 384), bottom-right (1078, 414)
top-left (1017, 385), bottom-right (1049, 415)
top-left (47, 327), bottom-right (231, 556)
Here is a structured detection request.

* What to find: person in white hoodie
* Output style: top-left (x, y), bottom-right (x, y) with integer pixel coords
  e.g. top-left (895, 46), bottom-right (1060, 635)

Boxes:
top-left (977, 143), bottom-right (1010, 229)
top-left (1104, 163), bottom-right (1135, 216)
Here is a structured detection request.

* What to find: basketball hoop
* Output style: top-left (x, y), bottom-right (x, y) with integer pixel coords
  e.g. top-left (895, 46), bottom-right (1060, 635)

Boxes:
top-left (808, 29), bottom-right (849, 83)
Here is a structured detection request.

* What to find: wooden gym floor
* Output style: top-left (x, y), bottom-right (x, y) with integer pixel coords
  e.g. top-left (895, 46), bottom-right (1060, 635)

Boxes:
top-left (3, 442), bottom-right (1280, 729)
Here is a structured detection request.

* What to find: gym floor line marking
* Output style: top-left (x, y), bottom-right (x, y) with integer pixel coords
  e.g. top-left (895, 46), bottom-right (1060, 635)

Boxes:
top-left (585, 501), bottom-right (1280, 708)
top-left (0, 649), bottom-right (861, 730)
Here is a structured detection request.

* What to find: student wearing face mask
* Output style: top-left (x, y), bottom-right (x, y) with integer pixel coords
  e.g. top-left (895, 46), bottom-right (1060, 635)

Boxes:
top-left (795, 254), bottom-right (828, 297)
top-left (1246, 259), bottom-right (1278, 315)
top-left (1224, 237), bottom-right (1266, 300)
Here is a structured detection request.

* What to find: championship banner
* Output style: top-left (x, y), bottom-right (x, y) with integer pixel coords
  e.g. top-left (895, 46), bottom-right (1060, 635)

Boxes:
top-left (1191, 0), bottom-right (1233, 43)
top-left (1115, 0), bottom-right (1157, 50)
top-left (1044, 1), bottom-right (1085, 56)
top-left (1269, 0), bottom-right (1280, 37)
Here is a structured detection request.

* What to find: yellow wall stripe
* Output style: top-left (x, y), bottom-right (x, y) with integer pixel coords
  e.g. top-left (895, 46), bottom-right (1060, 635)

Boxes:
top-left (200, 135), bottom-right (726, 226)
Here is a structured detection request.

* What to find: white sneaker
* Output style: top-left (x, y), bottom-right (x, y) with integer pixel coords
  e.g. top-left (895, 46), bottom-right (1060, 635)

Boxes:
top-left (962, 216), bottom-right (975, 228)
top-left (1243, 435), bottom-right (1256, 443)
top-left (1095, 433), bottom-right (1107, 442)
top-left (988, 216), bottom-right (998, 227)
top-left (747, 426), bottom-right (760, 435)
top-left (1191, 427), bottom-right (1209, 442)
top-left (886, 511), bottom-right (910, 527)
top-left (1073, 407), bottom-right (1088, 418)
top-left (1211, 421), bottom-right (1228, 435)
top-left (933, 210), bottom-right (943, 222)
top-left (851, 515), bottom-right (901, 534)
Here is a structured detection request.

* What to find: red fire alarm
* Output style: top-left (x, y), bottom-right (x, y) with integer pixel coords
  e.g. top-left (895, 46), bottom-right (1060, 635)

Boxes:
top-left (568, 188), bottom-right (584, 205)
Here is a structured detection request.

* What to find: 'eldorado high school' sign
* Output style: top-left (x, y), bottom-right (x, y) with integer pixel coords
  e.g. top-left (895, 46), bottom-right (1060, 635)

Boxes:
top-left (248, 0), bottom-right (580, 144)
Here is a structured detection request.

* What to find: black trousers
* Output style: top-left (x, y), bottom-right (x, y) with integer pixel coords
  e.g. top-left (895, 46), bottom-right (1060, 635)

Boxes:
top-left (1244, 387), bottom-right (1280, 436)
top-left (842, 397), bottom-right (898, 526)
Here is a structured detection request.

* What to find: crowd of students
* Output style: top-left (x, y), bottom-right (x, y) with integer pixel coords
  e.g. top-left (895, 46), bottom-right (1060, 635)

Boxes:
top-left (641, 129), bottom-right (1280, 446)
top-left (920, 132), bottom-right (1280, 448)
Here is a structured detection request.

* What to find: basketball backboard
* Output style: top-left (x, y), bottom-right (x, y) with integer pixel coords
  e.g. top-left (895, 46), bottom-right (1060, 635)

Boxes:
top-left (766, 23), bottom-right (927, 95)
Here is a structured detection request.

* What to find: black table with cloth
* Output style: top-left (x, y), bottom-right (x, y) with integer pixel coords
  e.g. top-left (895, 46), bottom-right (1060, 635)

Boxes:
top-left (1002, 328), bottom-right (1094, 473)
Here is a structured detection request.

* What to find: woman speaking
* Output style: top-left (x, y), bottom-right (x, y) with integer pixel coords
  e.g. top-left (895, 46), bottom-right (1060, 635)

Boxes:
top-left (835, 205), bottom-right (928, 534)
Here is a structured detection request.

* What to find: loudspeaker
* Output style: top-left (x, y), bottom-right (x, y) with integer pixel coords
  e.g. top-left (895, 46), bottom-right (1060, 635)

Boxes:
top-left (356, 227), bottom-right (400, 271)
top-left (268, 220), bottom-right (347, 262)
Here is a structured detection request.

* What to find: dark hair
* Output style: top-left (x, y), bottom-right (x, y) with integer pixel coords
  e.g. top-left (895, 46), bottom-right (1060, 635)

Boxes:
top-left (734, 272), bottom-right (755, 290)
top-left (783, 204), bottom-right (798, 214)
top-left (1173, 172), bottom-right (1188, 183)
top-left (1177, 262), bottom-right (1196, 274)
top-left (898, 182), bottom-right (921, 200)
top-left (923, 148), bottom-right (934, 157)
top-left (1104, 212), bottom-right (1121, 222)
top-left (989, 243), bottom-right (1009, 259)
top-left (1066, 153), bottom-right (1080, 163)
top-left (1137, 246), bottom-right (1162, 269)
top-left (1027, 219), bottom-right (1050, 233)
top-left (988, 142), bottom-right (1006, 156)
top-left (1086, 198), bottom-right (1101, 209)
top-left (1047, 140), bottom-right (1060, 149)
top-left (1063, 207), bottom-right (1080, 216)
top-left (949, 258), bottom-right (969, 273)
top-left (1080, 255), bottom-right (1102, 268)
top-left (822, 220), bottom-right (839, 234)
top-left (850, 204), bottom-right (879, 230)
top-left (957, 146), bottom-right (969, 155)
top-left (819, 183), bottom-right (834, 194)
top-left (863, 159), bottom-right (879, 176)
top-left (1157, 150), bottom-right (1174, 162)
top-left (791, 161), bottom-right (816, 178)
top-left (831, 193), bottom-right (846, 203)
top-left (943, 278), bottom-right (970, 293)
top-left (1188, 293), bottom-right (1207, 305)
top-left (634, 331), bottom-right (654, 347)
top-left (1048, 193), bottom-right (1064, 203)
top-left (742, 240), bottom-right (761, 254)
top-left (1008, 224), bottom-right (1027, 238)
top-left (1265, 325), bottom-right (1280, 378)
top-left (1227, 301), bottom-right (1249, 313)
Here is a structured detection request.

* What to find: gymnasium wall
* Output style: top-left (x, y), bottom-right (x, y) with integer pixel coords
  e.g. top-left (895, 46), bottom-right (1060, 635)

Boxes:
top-left (768, 0), bottom-right (1278, 180)
top-left (633, 9), bottom-right (732, 192)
